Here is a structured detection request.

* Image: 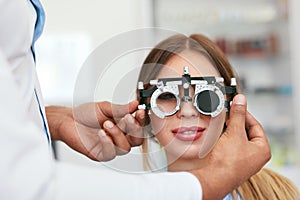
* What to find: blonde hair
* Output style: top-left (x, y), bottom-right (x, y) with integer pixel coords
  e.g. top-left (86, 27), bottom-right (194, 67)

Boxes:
top-left (236, 168), bottom-right (300, 199)
top-left (139, 33), bottom-right (300, 199)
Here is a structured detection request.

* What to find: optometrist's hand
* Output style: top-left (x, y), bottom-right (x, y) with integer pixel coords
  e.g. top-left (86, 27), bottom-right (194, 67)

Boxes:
top-left (190, 94), bottom-right (271, 200)
top-left (46, 101), bottom-right (145, 161)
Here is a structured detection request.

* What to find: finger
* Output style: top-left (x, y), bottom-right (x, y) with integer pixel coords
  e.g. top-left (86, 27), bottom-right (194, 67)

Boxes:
top-left (226, 94), bottom-right (247, 134)
top-left (246, 111), bottom-right (267, 143)
top-left (245, 112), bottom-right (271, 162)
top-left (97, 129), bottom-right (117, 161)
top-left (124, 114), bottom-right (144, 146)
top-left (103, 120), bottom-right (131, 155)
top-left (96, 101), bottom-right (139, 121)
top-left (116, 115), bottom-right (144, 146)
top-left (135, 109), bottom-right (146, 126)
top-left (117, 117), bottom-right (126, 133)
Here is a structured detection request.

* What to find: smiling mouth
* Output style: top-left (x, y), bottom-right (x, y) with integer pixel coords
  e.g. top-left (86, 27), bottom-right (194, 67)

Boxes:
top-left (172, 126), bottom-right (206, 141)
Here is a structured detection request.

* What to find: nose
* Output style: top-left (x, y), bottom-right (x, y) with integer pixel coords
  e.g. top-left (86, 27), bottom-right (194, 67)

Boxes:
top-left (177, 100), bottom-right (199, 118)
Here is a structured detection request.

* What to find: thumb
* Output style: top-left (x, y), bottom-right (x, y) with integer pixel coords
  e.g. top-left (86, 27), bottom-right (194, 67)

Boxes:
top-left (226, 94), bottom-right (247, 136)
top-left (246, 112), bottom-right (267, 143)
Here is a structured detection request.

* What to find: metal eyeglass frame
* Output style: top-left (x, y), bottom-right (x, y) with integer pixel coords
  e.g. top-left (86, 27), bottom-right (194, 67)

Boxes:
top-left (138, 66), bottom-right (237, 118)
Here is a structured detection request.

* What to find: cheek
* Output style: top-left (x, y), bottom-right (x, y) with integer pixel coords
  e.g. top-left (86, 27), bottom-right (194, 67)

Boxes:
top-left (149, 114), bottom-right (164, 133)
top-left (198, 111), bottom-right (226, 158)
top-left (149, 114), bottom-right (174, 147)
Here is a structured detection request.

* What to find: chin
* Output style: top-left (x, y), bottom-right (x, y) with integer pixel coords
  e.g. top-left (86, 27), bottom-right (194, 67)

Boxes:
top-left (182, 147), bottom-right (209, 159)
top-left (166, 145), bottom-right (206, 160)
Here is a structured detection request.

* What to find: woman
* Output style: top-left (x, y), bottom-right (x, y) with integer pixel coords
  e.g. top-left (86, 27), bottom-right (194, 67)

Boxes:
top-left (137, 34), bottom-right (300, 199)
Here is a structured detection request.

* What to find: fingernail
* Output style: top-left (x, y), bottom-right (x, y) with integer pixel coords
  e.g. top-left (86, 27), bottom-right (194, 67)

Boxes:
top-left (234, 95), bottom-right (245, 105)
top-left (104, 121), bottom-right (114, 129)
top-left (99, 129), bottom-right (106, 137)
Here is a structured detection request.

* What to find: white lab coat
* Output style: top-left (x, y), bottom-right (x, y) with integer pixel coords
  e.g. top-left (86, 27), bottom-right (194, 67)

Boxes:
top-left (0, 0), bottom-right (202, 199)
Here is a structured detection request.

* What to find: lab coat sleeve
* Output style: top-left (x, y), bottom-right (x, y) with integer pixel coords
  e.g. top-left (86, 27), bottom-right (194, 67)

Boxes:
top-left (0, 52), bottom-right (202, 200)
top-left (55, 163), bottom-right (202, 200)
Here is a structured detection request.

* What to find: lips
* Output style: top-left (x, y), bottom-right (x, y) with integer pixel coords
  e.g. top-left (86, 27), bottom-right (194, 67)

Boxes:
top-left (172, 126), bottom-right (205, 141)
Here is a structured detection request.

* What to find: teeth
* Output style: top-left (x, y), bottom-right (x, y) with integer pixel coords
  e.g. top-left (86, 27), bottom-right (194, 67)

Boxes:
top-left (179, 131), bottom-right (197, 135)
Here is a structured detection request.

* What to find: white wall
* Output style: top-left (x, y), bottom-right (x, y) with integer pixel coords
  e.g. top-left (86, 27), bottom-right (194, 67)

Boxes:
top-left (288, 0), bottom-right (300, 187)
top-left (37, 0), bottom-right (153, 104)
top-left (42, 0), bottom-right (150, 46)
top-left (289, 0), bottom-right (300, 153)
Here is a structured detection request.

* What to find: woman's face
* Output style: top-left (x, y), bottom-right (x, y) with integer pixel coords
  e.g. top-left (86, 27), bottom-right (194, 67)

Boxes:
top-left (149, 50), bottom-right (226, 161)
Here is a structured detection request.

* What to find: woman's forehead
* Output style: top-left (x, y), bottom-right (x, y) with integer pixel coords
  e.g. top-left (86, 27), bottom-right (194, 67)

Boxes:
top-left (158, 51), bottom-right (221, 78)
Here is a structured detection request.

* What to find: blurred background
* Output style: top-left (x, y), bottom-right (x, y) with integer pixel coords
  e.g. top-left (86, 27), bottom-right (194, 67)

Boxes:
top-left (36, 0), bottom-right (300, 187)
